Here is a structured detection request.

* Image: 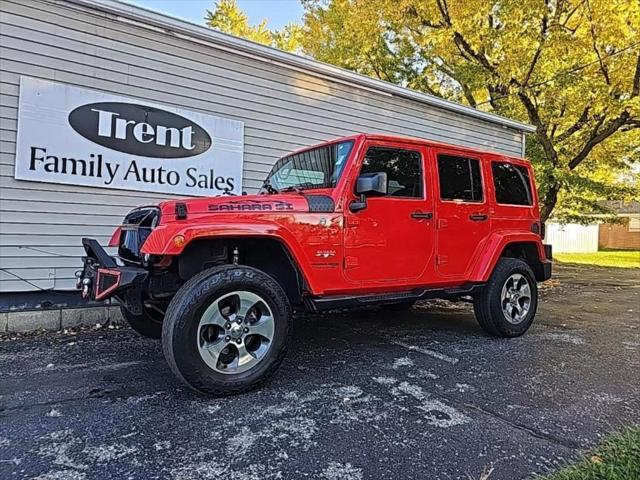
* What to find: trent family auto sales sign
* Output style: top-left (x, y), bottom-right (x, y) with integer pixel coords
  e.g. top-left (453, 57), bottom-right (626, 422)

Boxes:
top-left (15, 77), bottom-right (244, 196)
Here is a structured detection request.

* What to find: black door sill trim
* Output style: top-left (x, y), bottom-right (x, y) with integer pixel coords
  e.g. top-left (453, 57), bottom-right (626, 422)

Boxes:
top-left (306, 283), bottom-right (484, 311)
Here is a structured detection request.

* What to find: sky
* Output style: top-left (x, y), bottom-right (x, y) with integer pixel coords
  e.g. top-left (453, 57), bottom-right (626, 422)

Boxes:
top-left (123, 0), bottom-right (304, 30)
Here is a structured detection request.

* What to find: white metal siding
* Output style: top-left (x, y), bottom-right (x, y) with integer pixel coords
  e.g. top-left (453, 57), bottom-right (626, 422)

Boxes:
top-left (546, 223), bottom-right (599, 253)
top-left (0, 0), bottom-right (527, 292)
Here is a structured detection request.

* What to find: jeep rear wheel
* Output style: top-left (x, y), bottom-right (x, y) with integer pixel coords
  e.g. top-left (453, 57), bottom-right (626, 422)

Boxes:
top-left (162, 265), bottom-right (292, 396)
top-left (473, 258), bottom-right (538, 337)
top-left (120, 305), bottom-right (164, 339)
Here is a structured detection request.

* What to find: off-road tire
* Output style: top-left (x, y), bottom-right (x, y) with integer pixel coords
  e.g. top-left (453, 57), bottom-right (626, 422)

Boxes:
top-left (473, 258), bottom-right (538, 338)
top-left (120, 305), bottom-right (163, 339)
top-left (162, 265), bottom-right (292, 396)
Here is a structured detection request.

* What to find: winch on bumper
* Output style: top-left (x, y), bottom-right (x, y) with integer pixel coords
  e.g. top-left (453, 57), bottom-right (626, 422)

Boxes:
top-left (77, 238), bottom-right (148, 315)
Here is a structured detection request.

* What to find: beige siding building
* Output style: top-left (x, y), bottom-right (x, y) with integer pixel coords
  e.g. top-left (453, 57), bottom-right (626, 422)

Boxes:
top-left (0, 0), bottom-right (534, 314)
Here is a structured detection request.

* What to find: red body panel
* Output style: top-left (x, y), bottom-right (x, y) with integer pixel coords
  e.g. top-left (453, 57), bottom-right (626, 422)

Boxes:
top-left (108, 227), bottom-right (122, 247)
top-left (136, 134), bottom-right (547, 296)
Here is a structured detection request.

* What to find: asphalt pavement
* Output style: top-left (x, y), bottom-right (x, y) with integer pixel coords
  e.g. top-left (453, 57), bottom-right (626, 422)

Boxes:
top-left (1, 263), bottom-right (639, 480)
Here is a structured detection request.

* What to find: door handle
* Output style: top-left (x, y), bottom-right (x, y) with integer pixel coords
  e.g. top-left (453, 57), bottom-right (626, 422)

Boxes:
top-left (469, 213), bottom-right (488, 221)
top-left (411, 211), bottom-right (433, 220)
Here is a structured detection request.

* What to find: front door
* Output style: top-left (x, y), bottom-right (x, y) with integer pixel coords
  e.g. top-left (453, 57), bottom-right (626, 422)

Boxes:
top-left (343, 143), bottom-right (435, 284)
top-left (433, 151), bottom-right (490, 279)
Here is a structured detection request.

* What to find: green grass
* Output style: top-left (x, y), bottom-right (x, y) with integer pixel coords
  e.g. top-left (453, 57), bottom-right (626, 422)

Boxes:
top-left (554, 250), bottom-right (640, 268)
top-left (542, 428), bottom-right (640, 480)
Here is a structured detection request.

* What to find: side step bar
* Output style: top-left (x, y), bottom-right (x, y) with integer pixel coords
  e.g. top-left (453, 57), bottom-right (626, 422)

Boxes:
top-left (306, 283), bottom-right (484, 312)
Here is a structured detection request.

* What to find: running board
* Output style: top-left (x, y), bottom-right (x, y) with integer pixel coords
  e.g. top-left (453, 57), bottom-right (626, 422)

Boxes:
top-left (306, 283), bottom-right (484, 312)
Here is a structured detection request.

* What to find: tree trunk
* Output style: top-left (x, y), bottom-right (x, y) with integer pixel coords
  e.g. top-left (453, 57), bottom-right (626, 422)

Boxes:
top-left (539, 182), bottom-right (560, 222)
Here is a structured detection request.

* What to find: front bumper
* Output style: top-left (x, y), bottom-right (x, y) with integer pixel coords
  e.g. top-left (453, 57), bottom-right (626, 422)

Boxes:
top-left (78, 238), bottom-right (148, 314)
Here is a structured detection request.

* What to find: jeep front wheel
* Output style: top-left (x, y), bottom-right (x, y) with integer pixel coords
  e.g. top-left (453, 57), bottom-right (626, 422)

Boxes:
top-left (162, 265), bottom-right (292, 396)
top-left (473, 258), bottom-right (538, 337)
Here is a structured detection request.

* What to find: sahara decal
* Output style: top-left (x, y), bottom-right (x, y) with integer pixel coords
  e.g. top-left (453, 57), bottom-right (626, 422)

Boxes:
top-left (208, 199), bottom-right (295, 212)
top-left (315, 249), bottom-right (336, 258)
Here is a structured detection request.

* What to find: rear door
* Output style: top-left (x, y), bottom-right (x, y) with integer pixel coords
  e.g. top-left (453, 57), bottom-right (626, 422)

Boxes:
top-left (433, 150), bottom-right (491, 279)
top-left (488, 156), bottom-right (538, 233)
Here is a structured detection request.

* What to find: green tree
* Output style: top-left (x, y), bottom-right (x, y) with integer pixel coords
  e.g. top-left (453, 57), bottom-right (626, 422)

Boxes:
top-left (205, 0), bottom-right (302, 52)
top-left (208, 0), bottom-right (640, 221)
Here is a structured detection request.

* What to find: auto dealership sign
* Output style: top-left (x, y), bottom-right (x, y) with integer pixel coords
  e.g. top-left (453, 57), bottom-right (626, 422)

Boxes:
top-left (15, 77), bottom-right (244, 195)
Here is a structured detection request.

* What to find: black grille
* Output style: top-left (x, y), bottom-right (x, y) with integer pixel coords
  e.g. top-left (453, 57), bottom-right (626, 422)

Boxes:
top-left (118, 207), bottom-right (160, 264)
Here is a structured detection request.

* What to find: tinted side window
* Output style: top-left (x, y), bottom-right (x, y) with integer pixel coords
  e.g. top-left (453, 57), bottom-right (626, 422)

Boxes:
top-left (360, 147), bottom-right (423, 198)
top-left (437, 155), bottom-right (483, 202)
top-left (492, 162), bottom-right (533, 205)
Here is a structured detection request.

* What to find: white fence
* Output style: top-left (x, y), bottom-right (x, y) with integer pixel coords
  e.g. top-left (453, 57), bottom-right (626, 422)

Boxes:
top-left (545, 223), bottom-right (599, 253)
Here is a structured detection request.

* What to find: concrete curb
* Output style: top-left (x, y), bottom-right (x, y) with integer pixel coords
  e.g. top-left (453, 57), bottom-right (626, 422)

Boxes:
top-left (3, 306), bottom-right (125, 333)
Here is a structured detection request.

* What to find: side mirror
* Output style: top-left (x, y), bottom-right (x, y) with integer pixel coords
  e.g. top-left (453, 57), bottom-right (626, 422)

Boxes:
top-left (350, 172), bottom-right (387, 213)
top-left (356, 172), bottom-right (387, 196)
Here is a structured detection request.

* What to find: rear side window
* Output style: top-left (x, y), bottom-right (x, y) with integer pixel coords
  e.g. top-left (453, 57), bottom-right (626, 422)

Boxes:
top-left (492, 162), bottom-right (533, 206)
top-left (437, 155), bottom-right (483, 202)
top-left (360, 147), bottom-right (423, 198)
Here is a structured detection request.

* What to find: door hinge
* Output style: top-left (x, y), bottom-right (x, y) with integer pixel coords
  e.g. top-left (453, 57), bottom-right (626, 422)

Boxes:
top-left (345, 217), bottom-right (359, 227)
top-left (344, 256), bottom-right (358, 268)
top-left (436, 255), bottom-right (448, 266)
top-left (437, 219), bottom-right (448, 229)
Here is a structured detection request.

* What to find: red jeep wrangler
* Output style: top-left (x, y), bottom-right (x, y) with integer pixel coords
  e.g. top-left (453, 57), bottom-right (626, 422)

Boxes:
top-left (79, 134), bottom-right (552, 396)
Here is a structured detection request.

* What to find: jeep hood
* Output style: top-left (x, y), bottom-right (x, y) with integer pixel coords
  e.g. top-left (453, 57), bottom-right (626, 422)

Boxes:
top-left (157, 192), bottom-right (335, 219)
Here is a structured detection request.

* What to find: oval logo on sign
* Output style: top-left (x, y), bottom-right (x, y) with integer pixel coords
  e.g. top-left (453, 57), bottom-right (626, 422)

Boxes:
top-left (68, 102), bottom-right (212, 158)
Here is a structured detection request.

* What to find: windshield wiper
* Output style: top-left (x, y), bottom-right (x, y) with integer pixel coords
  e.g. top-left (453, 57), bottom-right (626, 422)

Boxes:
top-left (278, 186), bottom-right (301, 194)
top-left (279, 183), bottom-right (319, 194)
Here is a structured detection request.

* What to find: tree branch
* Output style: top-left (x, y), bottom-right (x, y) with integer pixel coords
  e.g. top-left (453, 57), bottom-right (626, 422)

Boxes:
top-left (436, 61), bottom-right (478, 106)
top-left (540, 182), bottom-right (561, 222)
top-left (488, 84), bottom-right (509, 110)
top-left (568, 111), bottom-right (631, 170)
top-left (365, 52), bottom-right (392, 82)
top-left (550, 104), bottom-right (567, 139)
top-left (460, 83), bottom-right (478, 107)
top-left (453, 32), bottom-right (496, 73)
top-left (633, 51), bottom-right (640, 97)
top-left (404, 6), bottom-right (446, 29)
top-left (453, 41), bottom-right (475, 63)
top-left (559, 0), bottom-right (586, 33)
top-left (585, 0), bottom-right (611, 85)
top-left (523, 45), bottom-right (543, 87)
top-left (436, 0), bottom-right (451, 25)
top-left (435, 6), bottom-right (499, 77)
top-left (517, 90), bottom-right (558, 165)
top-left (415, 79), bottom-right (440, 97)
top-left (556, 106), bottom-right (590, 142)
top-left (522, 6), bottom-right (549, 86)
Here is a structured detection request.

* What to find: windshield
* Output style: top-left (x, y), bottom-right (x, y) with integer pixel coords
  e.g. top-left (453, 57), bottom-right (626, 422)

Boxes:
top-left (262, 140), bottom-right (355, 193)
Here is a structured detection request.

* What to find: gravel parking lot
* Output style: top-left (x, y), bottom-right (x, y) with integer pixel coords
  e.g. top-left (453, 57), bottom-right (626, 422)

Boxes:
top-left (1, 263), bottom-right (639, 480)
